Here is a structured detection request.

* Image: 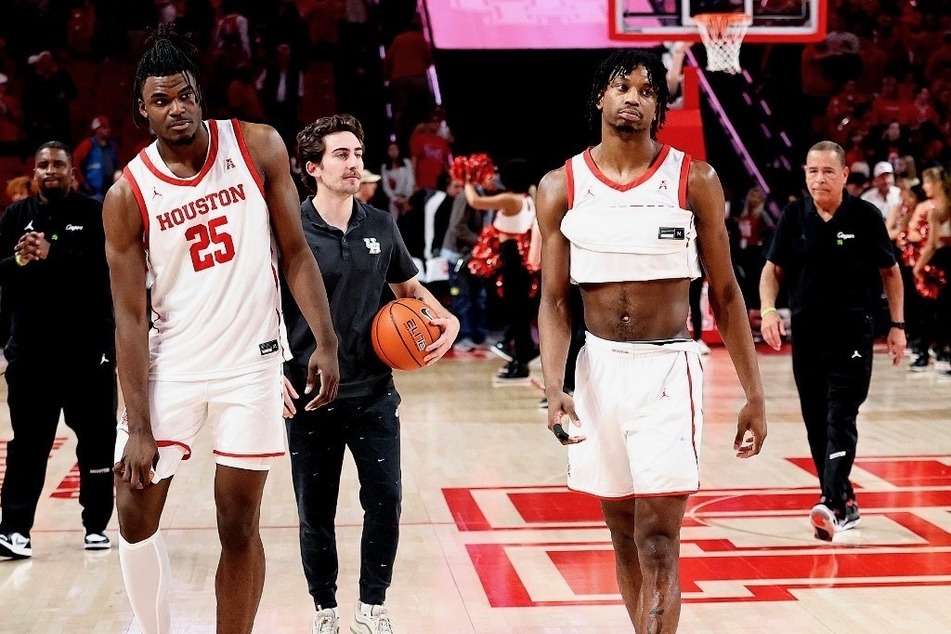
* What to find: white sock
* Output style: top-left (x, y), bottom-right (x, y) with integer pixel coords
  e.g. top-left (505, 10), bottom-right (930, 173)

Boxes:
top-left (358, 601), bottom-right (381, 616)
top-left (119, 532), bottom-right (171, 634)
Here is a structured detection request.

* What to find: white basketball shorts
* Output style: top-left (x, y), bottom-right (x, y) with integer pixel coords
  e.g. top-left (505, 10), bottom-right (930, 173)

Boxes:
top-left (566, 333), bottom-right (704, 498)
top-left (115, 363), bottom-right (285, 480)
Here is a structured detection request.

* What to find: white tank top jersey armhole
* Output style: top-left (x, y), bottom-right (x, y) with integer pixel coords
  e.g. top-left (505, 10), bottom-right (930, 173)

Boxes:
top-left (560, 146), bottom-right (701, 284)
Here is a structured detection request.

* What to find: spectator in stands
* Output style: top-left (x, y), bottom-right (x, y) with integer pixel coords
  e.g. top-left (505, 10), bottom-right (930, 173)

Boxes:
top-left (380, 142), bottom-right (414, 219)
top-left (870, 76), bottom-right (914, 127)
top-left (355, 168), bottom-right (380, 205)
top-left (4, 177), bottom-right (37, 205)
top-left (398, 171), bottom-right (457, 267)
top-left (262, 0), bottom-right (311, 63)
top-left (258, 43), bottom-right (306, 145)
top-left (861, 161), bottom-right (902, 217)
top-left (728, 185), bottom-right (771, 308)
top-left (827, 80), bottom-right (867, 140)
top-left (383, 14), bottom-right (434, 144)
top-left (74, 116), bottom-right (119, 203)
top-left (441, 178), bottom-right (489, 352)
top-left (409, 110), bottom-right (451, 191)
top-left (872, 120), bottom-right (914, 165)
top-left (226, 64), bottom-right (267, 123)
top-left (819, 11), bottom-right (862, 83)
top-left (22, 51), bottom-right (77, 153)
top-left (303, 0), bottom-right (345, 61)
top-left (213, 4), bottom-right (251, 59)
top-left (845, 171), bottom-right (869, 197)
top-left (0, 74), bottom-right (22, 152)
top-left (910, 86), bottom-right (940, 130)
top-left (925, 31), bottom-right (951, 83)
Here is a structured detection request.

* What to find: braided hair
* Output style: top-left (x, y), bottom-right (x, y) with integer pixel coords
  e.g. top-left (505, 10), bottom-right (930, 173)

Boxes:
top-left (587, 49), bottom-right (670, 138)
top-left (132, 24), bottom-right (203, 127)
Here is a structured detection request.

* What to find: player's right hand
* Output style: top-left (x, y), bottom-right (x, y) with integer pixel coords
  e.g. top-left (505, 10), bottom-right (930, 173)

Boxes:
top-left (282, 375), bottom-right (298, 418)
top-left (760, 311), bottom-right (786, 351)
top-left (304, 345), bottom-right (339, 411)
top-left (546, 390), bottom-right (585, 445)
top-left (114, 432), bottom-right (159, 490)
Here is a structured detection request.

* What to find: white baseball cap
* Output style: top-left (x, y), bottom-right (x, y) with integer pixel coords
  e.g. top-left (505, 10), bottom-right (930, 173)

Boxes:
top-left (873, 161), bottom-right (894, 178)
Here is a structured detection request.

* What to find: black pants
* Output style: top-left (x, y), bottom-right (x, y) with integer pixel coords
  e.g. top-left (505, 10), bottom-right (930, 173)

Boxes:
top-left (499, 239), bottom-right (536, 364)
top-left (285, 374), bottom-right (402, 609)
top-left (0, 356), bottom-right (117, 536)
top-left (791, 315), bottom-right (873, 511)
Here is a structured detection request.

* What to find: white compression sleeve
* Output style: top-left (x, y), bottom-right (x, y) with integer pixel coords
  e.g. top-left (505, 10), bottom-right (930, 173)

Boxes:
top-left (119, 531), bottom-right (171, 634)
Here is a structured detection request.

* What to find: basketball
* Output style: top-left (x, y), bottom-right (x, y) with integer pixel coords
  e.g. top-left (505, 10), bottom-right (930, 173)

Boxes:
top-left (371, 298), bottom-right (442, 371)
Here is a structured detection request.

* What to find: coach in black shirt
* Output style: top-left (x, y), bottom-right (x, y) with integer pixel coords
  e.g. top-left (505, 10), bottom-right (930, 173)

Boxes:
top-left (759, 140), bottom-right (905, 543)
top-left (0, 141), bottom-right (116, 559)
top-left (280, 115), bottom-right (458, 633)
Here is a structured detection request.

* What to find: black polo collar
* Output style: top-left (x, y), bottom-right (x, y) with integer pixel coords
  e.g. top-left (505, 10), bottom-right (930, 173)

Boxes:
top-left (303, 196), bottom-right (368, 234)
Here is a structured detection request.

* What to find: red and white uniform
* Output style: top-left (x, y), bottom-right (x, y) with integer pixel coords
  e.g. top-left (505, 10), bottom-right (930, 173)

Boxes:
top-left (561, 145), bottom-right (701, 284)
top-left (560, 147), bottom-right (704, 498)
top-left (123, 118), bottom-right (288, 380)
top-left (117, 119), bottom-right (287, 475)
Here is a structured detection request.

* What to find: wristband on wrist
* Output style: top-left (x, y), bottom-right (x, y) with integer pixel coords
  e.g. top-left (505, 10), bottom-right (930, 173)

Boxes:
top-left (889, 321), bottom-right (905, 330)
top-left (14, 254), bottom-right (26, 266)
top-left (761, 307), bottom-right (777, 317)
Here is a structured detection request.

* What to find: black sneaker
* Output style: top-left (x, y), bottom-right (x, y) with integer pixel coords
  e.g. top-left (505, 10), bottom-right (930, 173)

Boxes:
top-left (84, 532), bottom-right (112, 550)
top-left (495, 362), bottom-right (529, 380)
top-left (489, 341), bottom-right (514, 363)
top-left (0, 531), bottom-right (32, 559)
top-left (810, 503), bottom-right (837, 542)
top-left (909, 354), bottom-right (930, 372)
top-left (838, 500), bottom-right (861, 531)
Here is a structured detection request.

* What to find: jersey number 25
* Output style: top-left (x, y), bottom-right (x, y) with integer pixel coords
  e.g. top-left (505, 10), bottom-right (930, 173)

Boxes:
top-left (186, 216), bottom-right (235, 272)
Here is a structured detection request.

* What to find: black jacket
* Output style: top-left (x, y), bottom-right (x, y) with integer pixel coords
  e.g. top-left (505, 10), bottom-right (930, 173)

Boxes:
top-left (0, 192), bottom-right (114, 362)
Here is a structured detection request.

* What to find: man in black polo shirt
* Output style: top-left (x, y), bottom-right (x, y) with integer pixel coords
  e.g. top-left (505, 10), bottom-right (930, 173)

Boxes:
top-left (759, 140), bottom-right (905, 542)
top-left (281, 114), bottom-right (459, 634)
top-left (0, 141), bottom-right (117, 558)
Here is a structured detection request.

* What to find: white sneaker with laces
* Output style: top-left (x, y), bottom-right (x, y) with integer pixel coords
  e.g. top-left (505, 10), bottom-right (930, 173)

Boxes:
top-left (0, 531), bottom-right (32, 559)
top-left (350, 604), bottom-right (394, 634)
top-left (313, 607), bottom-right (340, 634)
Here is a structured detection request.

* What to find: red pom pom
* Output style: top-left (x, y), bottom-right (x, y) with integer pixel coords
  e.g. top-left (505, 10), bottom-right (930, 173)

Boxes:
top-left (450, 156), bottom-right (470, 182)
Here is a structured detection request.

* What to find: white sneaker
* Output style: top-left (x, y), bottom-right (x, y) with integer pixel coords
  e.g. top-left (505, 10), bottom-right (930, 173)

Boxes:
top-left (313, 607), bottom-right (340, 634)
top-left (810, 503), bottom-right (837, 542)
top-left (84, 532), bottom-right (112, 550)
top-left (350, 604), bottom-right (394, 634)
top-left (452, 338), bottom-right (476, 352)
top-left (0, 531), bottom-right (32, 559)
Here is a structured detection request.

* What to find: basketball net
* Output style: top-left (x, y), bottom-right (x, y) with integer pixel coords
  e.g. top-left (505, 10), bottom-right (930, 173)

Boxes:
top-left (695, 13), bottom-right (752, 74)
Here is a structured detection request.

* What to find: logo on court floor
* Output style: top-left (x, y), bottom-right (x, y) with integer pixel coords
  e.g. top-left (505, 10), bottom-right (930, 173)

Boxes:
top-left (443, 454), bottom-right (951, 608)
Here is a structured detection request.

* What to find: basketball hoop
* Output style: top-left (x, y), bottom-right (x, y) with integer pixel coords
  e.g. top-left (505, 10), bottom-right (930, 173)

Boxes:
top-left (694, 13), bottom-right (752, 74)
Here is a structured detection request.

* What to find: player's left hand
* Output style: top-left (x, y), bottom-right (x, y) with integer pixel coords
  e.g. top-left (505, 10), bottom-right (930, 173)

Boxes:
top-left (423, 315), bottom-right (460, 364)
top-left (886, 327), bottom-right (906, 367)
top-left (734, 399), bottom-right (766, 458)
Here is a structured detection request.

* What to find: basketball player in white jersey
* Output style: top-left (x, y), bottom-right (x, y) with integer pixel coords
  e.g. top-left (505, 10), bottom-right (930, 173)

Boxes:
top-left (536, 49), bottom-right (767, 632)
top-left (102, 28), bottom-right (340, 634)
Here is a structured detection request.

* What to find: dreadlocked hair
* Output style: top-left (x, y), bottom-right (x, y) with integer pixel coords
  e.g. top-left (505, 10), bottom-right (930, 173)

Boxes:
top-left (132, 24), bottom-right (203, 127)
top-left (587, 49), bottom-right (670, 139)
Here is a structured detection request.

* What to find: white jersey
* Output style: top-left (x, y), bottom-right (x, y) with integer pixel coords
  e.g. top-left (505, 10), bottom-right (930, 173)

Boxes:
top-left (123, 119), bottom-right (289, 380)
top-left (560, 146), bottom-right (701, 284)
